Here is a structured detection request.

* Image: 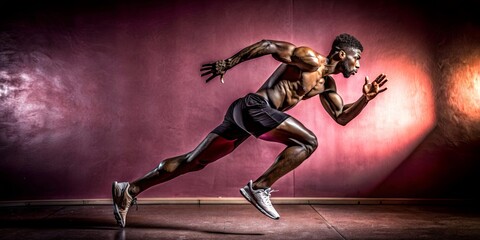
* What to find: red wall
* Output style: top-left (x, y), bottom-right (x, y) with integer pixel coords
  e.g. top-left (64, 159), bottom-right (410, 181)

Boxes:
top-left (1, 0), bottom-right (479, 200)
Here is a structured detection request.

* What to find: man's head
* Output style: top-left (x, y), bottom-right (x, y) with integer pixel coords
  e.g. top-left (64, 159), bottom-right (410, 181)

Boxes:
top-left (328, 33), bottom-right (363, 78)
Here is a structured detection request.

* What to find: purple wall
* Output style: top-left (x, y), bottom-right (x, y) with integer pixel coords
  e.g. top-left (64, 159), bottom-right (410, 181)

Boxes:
top-left (1, 0), bottom-right (479, 200)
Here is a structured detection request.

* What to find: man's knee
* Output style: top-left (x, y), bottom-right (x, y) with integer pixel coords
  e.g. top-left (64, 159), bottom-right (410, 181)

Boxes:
top-left (304, 134), bottom-right (318, 155)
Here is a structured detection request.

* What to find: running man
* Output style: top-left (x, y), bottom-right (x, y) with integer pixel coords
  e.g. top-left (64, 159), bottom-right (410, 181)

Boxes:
top-left (112, 33), bottom-right (388, 227)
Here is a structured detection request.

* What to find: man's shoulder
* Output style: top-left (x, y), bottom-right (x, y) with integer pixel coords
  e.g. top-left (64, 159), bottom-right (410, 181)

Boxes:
top-left (291, 46), bottom-right (325, 72)
top-left (293, 46), bottom-right (323, 59)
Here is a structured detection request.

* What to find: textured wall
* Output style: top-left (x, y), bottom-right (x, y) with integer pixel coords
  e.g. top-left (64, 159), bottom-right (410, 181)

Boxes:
top-left (0, 0), bottom-right (478, 200)
top-left (372, 22), bottom-right (480, 198)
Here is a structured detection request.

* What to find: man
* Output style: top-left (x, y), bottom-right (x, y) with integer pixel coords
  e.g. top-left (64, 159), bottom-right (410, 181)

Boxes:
top-left (112, 33), bottom-right (388, 227)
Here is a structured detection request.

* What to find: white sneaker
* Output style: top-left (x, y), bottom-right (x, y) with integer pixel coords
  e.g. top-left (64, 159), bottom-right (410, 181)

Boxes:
top-left (112, 181), bottom-right (136, 227)
top-left (240, 180), bottom-right (280, 220)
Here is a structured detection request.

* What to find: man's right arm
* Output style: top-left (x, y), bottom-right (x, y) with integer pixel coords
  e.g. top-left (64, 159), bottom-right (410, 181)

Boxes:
top-left (201, 40), bottom-right (321, 82)
top-left (201, 40), bottom-right (294, 82)
top-left (227, 40), bottom-right (295, 68)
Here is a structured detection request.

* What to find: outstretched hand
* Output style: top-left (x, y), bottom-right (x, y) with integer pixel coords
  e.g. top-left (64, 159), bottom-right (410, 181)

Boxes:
top-left (201, 60), bottom-right (228, 83)
top-left (363, 74), bottom-right (388, 101)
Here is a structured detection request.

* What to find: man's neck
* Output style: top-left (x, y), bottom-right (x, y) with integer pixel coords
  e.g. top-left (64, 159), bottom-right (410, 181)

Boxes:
top-left (323, 57), bottom-right (338, 76)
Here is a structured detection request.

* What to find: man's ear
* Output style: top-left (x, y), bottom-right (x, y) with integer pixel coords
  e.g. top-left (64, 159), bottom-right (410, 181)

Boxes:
top-left (331, 48), bottom-right (346, 61)
top-left (338, 50), bottom-right (346, 60)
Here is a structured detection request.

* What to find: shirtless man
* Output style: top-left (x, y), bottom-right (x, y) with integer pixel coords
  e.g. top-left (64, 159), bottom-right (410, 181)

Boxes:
top-left (112, 33), bottom-right (388, 227)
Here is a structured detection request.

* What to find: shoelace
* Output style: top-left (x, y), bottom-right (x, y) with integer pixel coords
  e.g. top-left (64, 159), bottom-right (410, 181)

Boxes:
top-left (261, 188), bottom-right (278, 206)
top-left (123, 184), bottom-right (138, 211)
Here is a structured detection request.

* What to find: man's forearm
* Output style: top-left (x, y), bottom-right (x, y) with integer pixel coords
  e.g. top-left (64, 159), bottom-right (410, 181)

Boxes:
top-left (225, 40), bottom-right (294, 70)
top-left (336, 95), bottom-right (369, 126)
top-left (224, 40), bottom-right (276, 69)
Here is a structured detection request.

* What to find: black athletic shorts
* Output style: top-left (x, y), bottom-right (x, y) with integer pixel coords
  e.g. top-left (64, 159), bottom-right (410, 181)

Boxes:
top-left (211, 93), bottom-right (290, 140)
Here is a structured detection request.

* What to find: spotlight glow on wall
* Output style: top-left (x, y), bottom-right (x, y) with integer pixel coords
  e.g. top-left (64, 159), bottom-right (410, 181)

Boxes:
top-left (448, 58), bottom-right (480, 120)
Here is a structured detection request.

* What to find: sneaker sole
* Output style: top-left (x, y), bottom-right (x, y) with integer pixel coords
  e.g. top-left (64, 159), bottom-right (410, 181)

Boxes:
top-left (112, 181), bottom-right (125, 227)
top-left (240, 188), bottom-right (279, 220)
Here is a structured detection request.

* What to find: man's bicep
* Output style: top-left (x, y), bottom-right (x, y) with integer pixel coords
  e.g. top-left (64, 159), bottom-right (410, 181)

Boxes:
top-left (320, 91), bottom-right (344, 119)
top-left (269, 40), bottom-right (296, 64)
top-left (267, 42), bottom-right (320, 72)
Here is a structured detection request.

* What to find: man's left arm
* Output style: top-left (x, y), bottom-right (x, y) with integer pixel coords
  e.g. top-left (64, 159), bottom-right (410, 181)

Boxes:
top-left (320, 74), bottom-right (388, 126)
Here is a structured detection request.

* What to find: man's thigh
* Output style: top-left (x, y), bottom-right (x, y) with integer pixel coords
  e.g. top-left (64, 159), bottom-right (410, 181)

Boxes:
top-left (258, 117), bottom-right (316, 146)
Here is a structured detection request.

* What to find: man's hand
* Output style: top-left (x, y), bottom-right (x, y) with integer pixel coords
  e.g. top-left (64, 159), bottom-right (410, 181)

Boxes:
top-left (363, 74), bottom-right (388, 101)
top-left (201, 60), bottom-right (228, 83)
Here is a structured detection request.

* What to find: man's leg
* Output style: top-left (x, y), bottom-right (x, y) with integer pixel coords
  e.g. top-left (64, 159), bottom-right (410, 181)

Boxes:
top-left (239, 117), bottom-right (317, 220)
top-left (254, 117), bottom-right (318, 189)
top-left (113, 132), bottom-right (248, 227)
top-left (129, 133), bottom-right (248, 196)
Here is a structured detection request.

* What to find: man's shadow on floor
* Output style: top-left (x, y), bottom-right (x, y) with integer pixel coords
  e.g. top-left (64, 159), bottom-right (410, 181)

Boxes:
top-left (0, 217), bottom-right (265, 237)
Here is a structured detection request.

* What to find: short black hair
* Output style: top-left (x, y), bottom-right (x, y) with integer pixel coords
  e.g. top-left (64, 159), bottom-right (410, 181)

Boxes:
top-left (328, 33), bottom-right (363, 57)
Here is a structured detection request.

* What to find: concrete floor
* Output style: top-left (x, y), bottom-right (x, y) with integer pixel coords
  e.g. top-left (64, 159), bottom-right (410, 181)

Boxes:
top-left (0, 204), bottom-right (479, 240)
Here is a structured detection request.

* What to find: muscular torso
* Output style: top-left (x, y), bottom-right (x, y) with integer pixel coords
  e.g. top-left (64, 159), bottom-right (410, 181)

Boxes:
top-left (256, 63), bottom-right (334, 112)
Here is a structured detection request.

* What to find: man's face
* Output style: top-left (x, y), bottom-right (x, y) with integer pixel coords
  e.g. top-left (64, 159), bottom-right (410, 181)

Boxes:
top-left (340, 48), bottom-right (362, 78)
